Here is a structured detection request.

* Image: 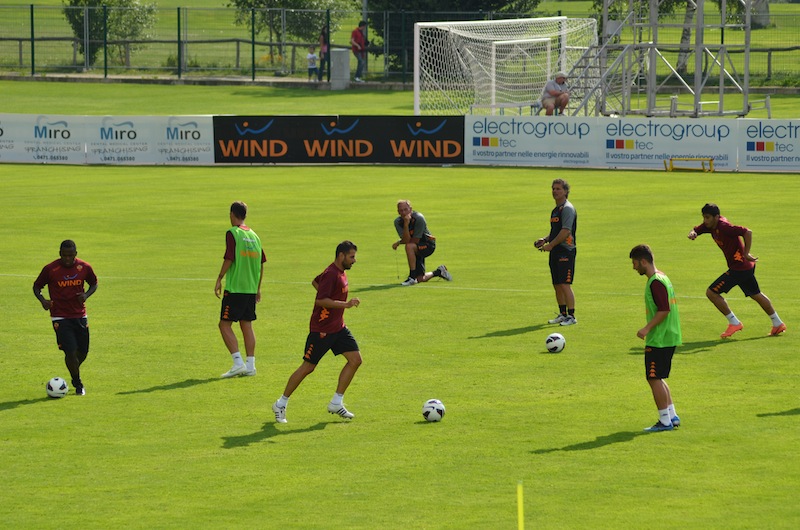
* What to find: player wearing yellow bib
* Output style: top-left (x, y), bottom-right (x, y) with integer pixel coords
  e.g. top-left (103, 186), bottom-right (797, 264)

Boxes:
top-left (630, 244), bottom-right (682, 432)
top-left (215, 201), bottom-right (266, 378)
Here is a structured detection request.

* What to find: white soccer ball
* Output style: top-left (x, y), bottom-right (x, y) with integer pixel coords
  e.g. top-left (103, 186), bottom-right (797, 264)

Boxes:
top-left (46, 377), bottom-right (69, 398)
top-left (545, 333), bottom-right (566, 353)
top-left (422, 399), bottom-right (445, 422)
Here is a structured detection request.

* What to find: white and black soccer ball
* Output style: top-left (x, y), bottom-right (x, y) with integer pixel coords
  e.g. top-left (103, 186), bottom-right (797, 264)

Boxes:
top-left (422, 399), bottom-right (445, 422)
top-left (545, 333), bottom-right (566, 353)
top-left (46, 377), bottom-right (69, 398)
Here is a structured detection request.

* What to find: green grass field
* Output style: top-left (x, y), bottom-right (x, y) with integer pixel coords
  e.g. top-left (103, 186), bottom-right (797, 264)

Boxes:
top-left (1, 82), bottom-right (799, 529)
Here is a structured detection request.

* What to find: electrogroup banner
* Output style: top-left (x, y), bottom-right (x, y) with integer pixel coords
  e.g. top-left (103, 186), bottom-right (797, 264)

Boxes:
top-left (464, 116), bottom-right (740, 171)
top-left (212, 115), bottom-right (464, 164)
top-left (737, 119), bottom-right (800, 171)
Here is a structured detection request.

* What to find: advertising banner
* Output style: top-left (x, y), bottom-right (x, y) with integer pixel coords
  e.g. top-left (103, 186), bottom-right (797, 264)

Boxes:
top-left (0, 113), bottom-right (86, 164)
top-left (85, 115), bottom-right (214, 165)
top-left (464, 116), bottom-right (601, 167)
top-left (600, 118), bottom-right (737, 171)
top-left (737, 119), bottom-right (800, 172)
top-left (213, 115), bottom-right (464, 164)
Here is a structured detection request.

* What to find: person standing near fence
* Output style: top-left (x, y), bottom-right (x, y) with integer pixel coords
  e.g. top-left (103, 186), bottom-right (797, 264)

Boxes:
top-left (350, 20), bottom-right (367, 83)
top-left (306, 46), bottom-right (319, 82)
top-left (317, 26), bottom-right (329, 82)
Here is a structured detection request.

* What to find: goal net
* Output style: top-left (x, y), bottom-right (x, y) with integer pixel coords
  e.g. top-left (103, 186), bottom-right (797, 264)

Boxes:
top-left (414, 17), bottom-right (598, 116)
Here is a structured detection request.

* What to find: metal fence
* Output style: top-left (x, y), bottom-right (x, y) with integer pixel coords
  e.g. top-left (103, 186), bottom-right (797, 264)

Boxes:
top-left (1, 5), bottom-right (799, 83)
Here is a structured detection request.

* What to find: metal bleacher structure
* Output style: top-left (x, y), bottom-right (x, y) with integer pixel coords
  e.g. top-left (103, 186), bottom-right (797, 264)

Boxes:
top-left (567, 0), bottom-right (769, 118)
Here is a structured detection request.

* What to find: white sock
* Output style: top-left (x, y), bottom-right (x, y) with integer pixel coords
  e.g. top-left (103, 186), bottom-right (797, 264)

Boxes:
top-left (277, 395), bottom-right (289, 408)
top-left (725, 313), bottom-right (741, 325)
top-left (245, 356), bottom-right (255, 371)
top-left (658, 408), bottom-right (671, 426)
top-left (769, 312), bottom-right (782, 326)
top-left (231, 352), bottom-right (244, 366)
top-left (668, 403), bottom-right (677, 418)
top-left (330, 392), bottom-right (344, 406)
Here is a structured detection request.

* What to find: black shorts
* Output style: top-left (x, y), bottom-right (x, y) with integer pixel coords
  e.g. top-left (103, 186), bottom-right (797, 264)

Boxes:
top-left (220, 291), bottom-right (257, 322)
top-left (708, 267), bottom-right (760, 297)
top-left (413, 238), bottom-right (436, 275)
top-left (644, 346), bottom-right (676, 379)
top-left (53, 317), bottom-right (89, 355)
top-left (549, 247), bottom-right (575, 285)
top-left (303, 327), bottom-right (359, 365)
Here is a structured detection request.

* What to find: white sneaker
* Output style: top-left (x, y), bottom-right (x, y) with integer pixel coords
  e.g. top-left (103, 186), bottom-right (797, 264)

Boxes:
top-left (436, 265), bottom-right (452, 281)
top-left (548, 314), bottom-right (567, 324)
top-left (354, 77), bottom-right (365, 83)
top-left (221, 364), bottom-right (247, 378)
top-left (272, 401), bottom-right (287, 423)
top-left (401, 277), bottom-right (418, 286)
top-left (327, 402), bottom-right (354, 419)
top-left (560, 316), bottom-right (577, 326)
top-left (243, 368), bottom-right (256, 377)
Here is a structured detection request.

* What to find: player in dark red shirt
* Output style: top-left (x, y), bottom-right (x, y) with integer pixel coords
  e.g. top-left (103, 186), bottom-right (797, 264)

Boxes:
top-left (33, 240), bottom-right (98, 395)
top-left (272, 241), bottom-right (362, 423)
top-left (688, 203), bottom-right (786, 338)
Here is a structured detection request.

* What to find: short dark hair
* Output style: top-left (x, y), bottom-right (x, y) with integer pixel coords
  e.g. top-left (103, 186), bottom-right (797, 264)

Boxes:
top-left (60, 240), bottom-right (77, 252)
top-left (701, 203), bottom-right (720, 216)
top-left (629, 244), bottom-right (654, 263)
top-left (552, 178), bottom-right (570, 197)
top-left (230, 201), bottom-right (248, 220)
top-left (358, 20), bottom-right (367, 28)
top-left (336, 240), bottom-right (357, 257)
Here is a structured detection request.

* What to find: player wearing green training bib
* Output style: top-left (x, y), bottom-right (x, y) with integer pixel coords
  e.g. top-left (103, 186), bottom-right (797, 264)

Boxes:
top-left (215, 201), bottom-right (266, 379)
top-left (630, 244), bottom-right (682, 433)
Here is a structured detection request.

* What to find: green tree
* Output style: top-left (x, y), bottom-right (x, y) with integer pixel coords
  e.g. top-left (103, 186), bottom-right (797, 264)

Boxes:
top-left (226, 0), bottom-right (355, 64)
top-left (63, 0), bottom-right (156, 67)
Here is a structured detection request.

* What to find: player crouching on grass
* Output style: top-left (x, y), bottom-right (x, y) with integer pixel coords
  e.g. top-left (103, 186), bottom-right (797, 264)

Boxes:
top-left (392, 199), bottom-right (452, 286)
top-left (272, 241), bottom-right (363, 423)
top-left (630, 244), bottom-right (682, 432)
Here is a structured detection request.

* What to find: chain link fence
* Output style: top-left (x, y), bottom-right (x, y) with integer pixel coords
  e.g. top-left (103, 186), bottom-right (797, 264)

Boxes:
top-left (1, 5), bottom-right (799, 83)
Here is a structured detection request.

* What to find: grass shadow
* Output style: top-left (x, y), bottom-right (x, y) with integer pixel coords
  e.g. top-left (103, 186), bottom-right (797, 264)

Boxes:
top-left (626, 335), bottom-right (771, 356)
top-left (222, 421), bottom-right (329, 448)
top-left (757, 407), bottom-right (800, 418)
top-left (0, 397), bottom-right (52, 412)
top-left (117, 377), bottom-right (221, 395)
top-left (469, 324), bottom-right (549, 339)
top-left (352, 283), bottom-right (403, 293)
top-left (531, 430), bottom-right (648, 454)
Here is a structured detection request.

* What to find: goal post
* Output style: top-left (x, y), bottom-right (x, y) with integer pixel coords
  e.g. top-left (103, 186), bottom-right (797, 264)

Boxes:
top-left (414, 17), bottom-right (597, 116)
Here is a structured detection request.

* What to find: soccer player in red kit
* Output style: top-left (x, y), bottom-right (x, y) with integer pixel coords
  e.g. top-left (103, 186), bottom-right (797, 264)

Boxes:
top-left (33, 240), bottom-right (98, 395)
top-left (688, 203), bottom-right (786, 338)
top-left (272, 241), bottom-right (362, 423)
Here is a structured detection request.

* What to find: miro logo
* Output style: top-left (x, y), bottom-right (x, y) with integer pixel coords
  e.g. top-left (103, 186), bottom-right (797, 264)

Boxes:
top-left (34, 117), bottom-right (71, 139)
top-left (100, 119), bottom-right (137, 140)
top-left (167, 118), bottom-right (201, 140)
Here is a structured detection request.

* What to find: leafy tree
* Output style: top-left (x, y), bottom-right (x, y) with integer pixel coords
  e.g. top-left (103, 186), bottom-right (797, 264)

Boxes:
top-left (226, 0), bottom-right (355, 64)
top-left (63, 0), bottom-right (157, 67)
top-left (366, 0), bottom-right (542, 72)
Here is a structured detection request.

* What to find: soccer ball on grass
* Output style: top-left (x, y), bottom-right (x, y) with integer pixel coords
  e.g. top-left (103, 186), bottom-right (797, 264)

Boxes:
top-left (422, 399), bottom-right (445, 422)
top-left (46, 377), bottom-right (69, 398)
top-left (545, 333), bottom-right (566, 353)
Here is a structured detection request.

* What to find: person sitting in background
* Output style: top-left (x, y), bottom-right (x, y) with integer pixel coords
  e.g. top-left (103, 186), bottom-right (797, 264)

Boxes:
top-left (541, 72), bottom-right (569, 116)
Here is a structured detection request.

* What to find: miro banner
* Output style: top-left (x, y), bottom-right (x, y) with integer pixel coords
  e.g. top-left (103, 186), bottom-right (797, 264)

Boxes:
top-left (84, 115), bottom-right (214, 165)
top-left (737, 119), bottom-right (800, 172)
top-left (0, 113), bottom-right (86, 164)
top-left (212, 115), bottom-right (464, 164)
